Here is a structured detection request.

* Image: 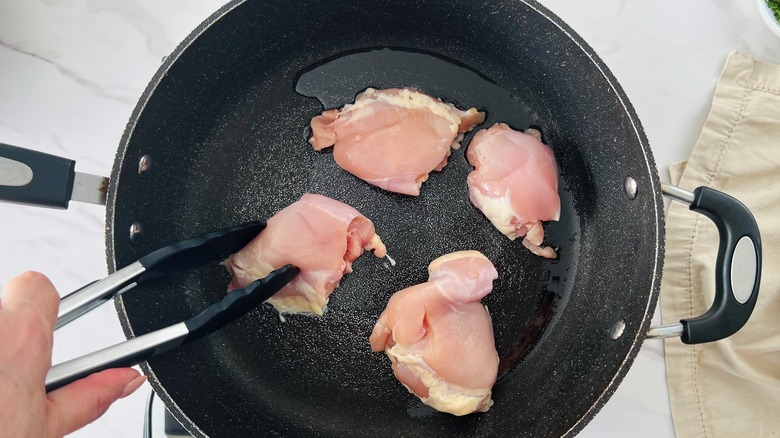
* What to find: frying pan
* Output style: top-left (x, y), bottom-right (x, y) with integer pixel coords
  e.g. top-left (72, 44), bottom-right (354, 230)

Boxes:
top-left (0, 0), bottom-right (762, 436)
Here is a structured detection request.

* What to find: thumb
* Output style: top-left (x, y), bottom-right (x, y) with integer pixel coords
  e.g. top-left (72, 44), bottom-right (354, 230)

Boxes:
top-left (45, 368), bottom-right (145, 437)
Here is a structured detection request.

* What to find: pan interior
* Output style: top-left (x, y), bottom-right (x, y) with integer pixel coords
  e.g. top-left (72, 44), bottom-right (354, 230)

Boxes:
top-left (294, 46), bottom-right (580, 374)
top-left (110, 1), bottom-right (662, 437)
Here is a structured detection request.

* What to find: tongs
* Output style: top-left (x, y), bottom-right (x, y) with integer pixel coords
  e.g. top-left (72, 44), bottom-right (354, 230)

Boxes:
top-left (45, 221), bottom-right (299, 392)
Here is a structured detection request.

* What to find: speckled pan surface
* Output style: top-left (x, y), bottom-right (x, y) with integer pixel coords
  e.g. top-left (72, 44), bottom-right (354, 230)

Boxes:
top-left (108, 0), bottom-right (664, 436)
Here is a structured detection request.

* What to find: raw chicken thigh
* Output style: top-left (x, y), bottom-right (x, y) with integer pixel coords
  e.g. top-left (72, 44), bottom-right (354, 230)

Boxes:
top-left (224, 193), bottom-right (386, 315)
top-left (466, 123), bottom-right (560, 259)
top-left (309, 88), bottom-right (485, 196)
top-left (369, 251), bottom-right (499, 416)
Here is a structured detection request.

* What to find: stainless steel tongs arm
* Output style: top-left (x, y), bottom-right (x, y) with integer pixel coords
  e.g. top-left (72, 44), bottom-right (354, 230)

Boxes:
top-left (55, 221), bottom-right (267, 330)
top-left (57, 262), bottom-right (145, 329)
top-left (46, 265), bottom-right (299, 392)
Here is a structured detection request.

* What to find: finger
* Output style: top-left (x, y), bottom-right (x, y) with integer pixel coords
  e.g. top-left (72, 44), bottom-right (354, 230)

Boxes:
top-left (46, 368), bottom-right (144, 438)
top-left (1, 271), bottom-right (60, 332)
top-left (0, 272), bottom-right (60, 381)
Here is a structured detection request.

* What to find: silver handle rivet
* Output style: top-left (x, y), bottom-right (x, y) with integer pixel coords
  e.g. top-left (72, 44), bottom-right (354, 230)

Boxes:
top-left (129, 222), bottom-right (143, 244)
top-left (138, 155), bottom-right (152, 174)
top-left (611, 318), bottom-right (626, 340)
top-left (624, 177), bottom-right (638, 199)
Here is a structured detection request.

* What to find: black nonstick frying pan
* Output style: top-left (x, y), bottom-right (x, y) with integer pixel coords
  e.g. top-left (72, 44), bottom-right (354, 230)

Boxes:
top-left (0, 0), bottom-right (762, 436)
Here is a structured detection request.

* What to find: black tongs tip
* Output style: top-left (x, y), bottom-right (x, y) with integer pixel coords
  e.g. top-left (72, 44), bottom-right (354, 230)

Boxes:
top-left (183, 264), bottom-right (299, 340)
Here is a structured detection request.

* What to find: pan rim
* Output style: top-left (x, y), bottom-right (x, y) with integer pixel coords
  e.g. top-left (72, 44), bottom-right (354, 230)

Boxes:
top-left (107, 1), bottom-right (247, 437)
top-left (107, 0), bottom-right (665, 436)
top-left (516, 2), bottom-right (665, 436)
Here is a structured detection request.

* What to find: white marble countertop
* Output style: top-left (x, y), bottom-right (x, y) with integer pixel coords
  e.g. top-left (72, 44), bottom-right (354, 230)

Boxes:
top-left (1, 1), bottom-right (778, 436)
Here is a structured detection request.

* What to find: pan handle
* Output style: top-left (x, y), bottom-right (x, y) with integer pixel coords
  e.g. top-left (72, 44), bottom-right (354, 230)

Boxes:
top-left (0, 143), bottom-right (107, 208)
top-left (647, 183), bottom-right (762, 344)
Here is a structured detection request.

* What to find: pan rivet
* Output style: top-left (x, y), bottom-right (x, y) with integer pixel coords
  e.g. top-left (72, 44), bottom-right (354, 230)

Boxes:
top-left (138, 155), bottom-right (152, 174)
top-left (624, 177), bottom-right (638, 199)
top-left (611, 319), bottom-right (626, 340)
top-left (129, 222), bottom-right (143, 244)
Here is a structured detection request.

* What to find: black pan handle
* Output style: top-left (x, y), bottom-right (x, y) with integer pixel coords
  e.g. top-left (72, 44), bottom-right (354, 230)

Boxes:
top-left (648, 183), bottom-right (762, 344)
top-left (0, 143), bottom-right (76, 209)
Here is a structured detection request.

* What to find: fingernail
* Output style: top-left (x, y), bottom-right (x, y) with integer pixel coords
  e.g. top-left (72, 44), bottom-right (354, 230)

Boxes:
top-left (121, 375), bottom-right (147, 398)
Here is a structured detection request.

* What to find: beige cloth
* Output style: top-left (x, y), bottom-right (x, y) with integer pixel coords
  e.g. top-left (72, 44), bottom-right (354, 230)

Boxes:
top-left (662, 51), bottom-right (780, 437)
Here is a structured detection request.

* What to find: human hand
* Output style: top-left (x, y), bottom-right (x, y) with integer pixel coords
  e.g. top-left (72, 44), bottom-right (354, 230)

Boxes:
top-left (0, 271), bottom-right (146, 438)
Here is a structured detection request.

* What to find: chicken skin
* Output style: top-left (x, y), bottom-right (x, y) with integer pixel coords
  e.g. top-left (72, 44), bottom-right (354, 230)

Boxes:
top-left (370, 251), bottom-right (499, 415)
top-left (466, 123), bottom-right (560, 258)
top-left (310, 88), bottom-right (485, 196)
top-left (224, 194), bottom-right (386, 315)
